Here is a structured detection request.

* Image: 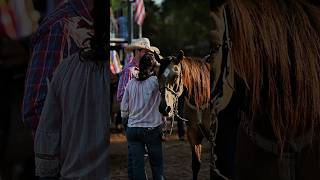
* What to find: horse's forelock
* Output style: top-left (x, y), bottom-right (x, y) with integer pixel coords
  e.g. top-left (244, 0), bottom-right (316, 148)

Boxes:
top-left (158, 58), bottom-right (172, 76)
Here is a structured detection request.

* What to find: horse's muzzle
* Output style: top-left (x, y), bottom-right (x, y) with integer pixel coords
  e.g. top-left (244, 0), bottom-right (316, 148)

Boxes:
top-left (159, 101), bottom-right (171, 116)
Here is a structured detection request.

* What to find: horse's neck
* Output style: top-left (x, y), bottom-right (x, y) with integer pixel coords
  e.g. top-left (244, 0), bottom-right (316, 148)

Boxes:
top-left (183, 90), bottom-right (209, 111)
top-left (182, 60), bottom-right (210, 109)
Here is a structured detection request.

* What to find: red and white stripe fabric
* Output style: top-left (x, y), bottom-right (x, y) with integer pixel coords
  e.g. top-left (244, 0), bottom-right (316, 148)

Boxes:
top-left (135, 0), bottom-right (146, 26)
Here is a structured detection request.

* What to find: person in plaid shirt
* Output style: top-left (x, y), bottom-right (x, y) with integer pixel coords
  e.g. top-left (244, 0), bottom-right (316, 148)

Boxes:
top-left (22, 0), bottom-right (93, 133)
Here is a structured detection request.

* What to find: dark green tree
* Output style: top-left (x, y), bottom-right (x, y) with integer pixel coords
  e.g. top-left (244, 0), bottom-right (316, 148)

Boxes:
top-left (142, 0), bottom-right (210, 57)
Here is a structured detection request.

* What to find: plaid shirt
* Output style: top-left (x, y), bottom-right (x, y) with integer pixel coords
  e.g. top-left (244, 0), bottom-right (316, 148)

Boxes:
top-left (22, 0), bottom-right (93, 131)
top-left (116, 56), bottom-right (139, 102)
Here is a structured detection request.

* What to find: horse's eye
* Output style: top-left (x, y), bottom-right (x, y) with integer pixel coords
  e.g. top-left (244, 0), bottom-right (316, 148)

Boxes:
top-left (212, 42), bottom-right (222, 52)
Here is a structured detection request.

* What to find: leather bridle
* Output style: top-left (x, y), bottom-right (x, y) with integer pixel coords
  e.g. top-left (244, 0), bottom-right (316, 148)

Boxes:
top-left (159, 63), bottom-right (184, 117)
top-left (209, 7), bottom-right (232, 180)
top-left (159, 63), bottom-right (187, 136)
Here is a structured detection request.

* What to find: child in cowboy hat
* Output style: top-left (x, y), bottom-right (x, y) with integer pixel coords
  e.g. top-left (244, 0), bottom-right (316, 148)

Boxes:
top-left (121, 53), bottom-right (164, 180)
top-left (116, 37), bottom-right (161, 180)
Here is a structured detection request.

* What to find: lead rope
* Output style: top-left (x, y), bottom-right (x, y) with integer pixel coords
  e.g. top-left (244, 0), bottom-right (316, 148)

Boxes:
top-left (210, 101), bottom-right (230, 180)
top-left (160, 82), bottom-right (179, 138)
top-left (167, 90), bottom-right (182, 136)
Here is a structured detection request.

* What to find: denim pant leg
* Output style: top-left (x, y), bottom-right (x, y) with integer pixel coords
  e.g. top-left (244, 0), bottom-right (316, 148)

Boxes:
top-left (127, 143), bottom-right (134, 180)
top-left (145, 128), bottom-right (164, 180)
top-left (127, 128), bottom-right (147, 180)
top-left (125, 128), bottom-right (134, 180)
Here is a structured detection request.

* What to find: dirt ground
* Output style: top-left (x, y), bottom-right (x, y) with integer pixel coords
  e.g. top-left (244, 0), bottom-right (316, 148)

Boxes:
top-left (110, 126), bottom-right (211, 180)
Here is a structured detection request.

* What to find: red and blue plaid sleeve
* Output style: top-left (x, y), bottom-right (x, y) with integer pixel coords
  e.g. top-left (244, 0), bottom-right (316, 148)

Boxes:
top-left (22, 21), bottom-right (67, 131)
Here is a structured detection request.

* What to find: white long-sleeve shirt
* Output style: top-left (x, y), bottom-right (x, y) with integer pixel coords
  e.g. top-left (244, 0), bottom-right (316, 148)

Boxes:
top-left (121, 76), bottom-right (163, 128)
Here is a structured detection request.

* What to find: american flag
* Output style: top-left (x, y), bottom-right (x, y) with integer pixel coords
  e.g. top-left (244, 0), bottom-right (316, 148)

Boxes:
top-left (135, 0), bottom-right (146, 26)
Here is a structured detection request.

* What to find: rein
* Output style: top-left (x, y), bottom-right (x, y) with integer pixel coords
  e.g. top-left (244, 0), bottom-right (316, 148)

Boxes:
top-left (209, 7), bottom-right (232, 180)
top-left (211, 10), bottom-right (232, 102)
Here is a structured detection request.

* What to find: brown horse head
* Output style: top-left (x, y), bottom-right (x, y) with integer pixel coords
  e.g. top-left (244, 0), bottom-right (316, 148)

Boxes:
top-left (209, 0), bottom-right (235, 112)
top-left (157, 51), bottom-right (184, 117)
top-left (209, 0), bottom-right (228, 77)
top-left (157, 50), bottom-right (210, 117)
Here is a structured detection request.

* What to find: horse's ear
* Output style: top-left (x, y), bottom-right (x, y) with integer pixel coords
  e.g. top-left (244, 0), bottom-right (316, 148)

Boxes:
top-left (153, 50), bottom-right (161, 64)
top-left (175, 50), bottom-right (184, 64)
top-left (211, 0), bottom-right (228, 11)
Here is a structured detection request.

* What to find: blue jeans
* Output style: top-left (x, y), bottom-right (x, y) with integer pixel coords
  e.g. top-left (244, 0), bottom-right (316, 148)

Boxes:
top-left (126, 126), bottom-right (164, 180)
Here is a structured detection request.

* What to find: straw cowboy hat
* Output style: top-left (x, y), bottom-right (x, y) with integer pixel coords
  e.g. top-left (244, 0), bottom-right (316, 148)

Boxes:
top-left (126, 37), bottom-right (163, 58)
top-left (126, 38), bottom-right (153, 51)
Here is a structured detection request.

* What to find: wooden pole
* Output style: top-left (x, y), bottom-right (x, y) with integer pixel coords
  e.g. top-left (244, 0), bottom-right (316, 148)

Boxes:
top-left (139, 25), bottom-right (142, 38)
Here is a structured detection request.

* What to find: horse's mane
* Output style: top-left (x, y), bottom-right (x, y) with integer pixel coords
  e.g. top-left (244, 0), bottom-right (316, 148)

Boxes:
top-left (181, 57), bottom-right (210, 109)
top-left (229, 0), bottom-right (320, 148)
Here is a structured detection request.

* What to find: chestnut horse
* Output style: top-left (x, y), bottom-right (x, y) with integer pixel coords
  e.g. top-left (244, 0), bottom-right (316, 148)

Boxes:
top-left (156, 50), bottom-right (233, 180)
top-left (210, 0), bottom-right (320, 180)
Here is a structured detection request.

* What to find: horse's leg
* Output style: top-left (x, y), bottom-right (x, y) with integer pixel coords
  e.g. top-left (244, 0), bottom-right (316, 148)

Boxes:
top-left (192, 144), bottom-right (202, 180)
top-left (187, 127), bottom-right (204, 180)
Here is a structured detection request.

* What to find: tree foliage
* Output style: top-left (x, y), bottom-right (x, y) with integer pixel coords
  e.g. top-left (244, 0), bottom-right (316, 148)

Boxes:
top-left (142, 0), bottom-right (210, 57)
